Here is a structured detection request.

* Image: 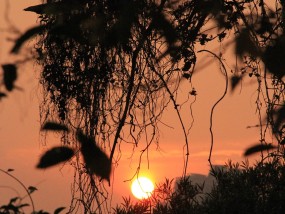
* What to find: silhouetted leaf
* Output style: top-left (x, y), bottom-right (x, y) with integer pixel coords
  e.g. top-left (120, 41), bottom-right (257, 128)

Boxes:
top-left (0, 92), bottom-right (7, 99)
top-left (218, 32), bottom-right (227, 42)
top-left (152, 12), bottom-right (177, 47)
top-left (263, 36), bottom-right (285, 79)
top-left (28, 186), bottom-right (38, 194)
top-left (37, 146), bottom-right (74, 169)
top-left (273, 105), bottom-right (285, 133)
top-left (182, 61), bottom-right (192, 71)
top-left (256, 16), bottom-right (272, 35)
top-left (48, 20), bottom-right (86, 44)
top-left (76, 130), bottom-right (111, 183)
top-left (9, 197), bottom-right (19, 204)
top-left (235, 28), bottom-right (260, 58)
top-left (41, 122), bottom-right (69, 132)
top-left (18, 204), bottom-right (29, 209)
top-left (182, 73), bottom-right (191, 79)
top-left (103, 2), bottom-right (138, 48)
top-left (244, 144), bottom-right (276, 156)
top-left (54, 207), bottom-right (66, 214)
top-left (196, 0), bottom-right (223, 16)
top-left (189, 88), bottom-right (197, 96)
top-left (2, 64), bottom-right (17, 91)
top-left (190, 88), bottom-right (197, 96)
top-left (24, 1), bottom-right (81, 15)
top-left (230, 75), bottom-right (242, 92)
top-left (199, 34), bottom-right (212, 45)
top-left (208, 0), bottom-right (224, 16)
top-left (11, 25), bottom-right (46, 54)
top-left (24, 3), bottom-right (51, 14)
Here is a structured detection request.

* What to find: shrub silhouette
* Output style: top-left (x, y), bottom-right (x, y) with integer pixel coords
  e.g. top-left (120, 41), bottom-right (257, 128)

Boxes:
top-left (114, 159), bottom-right (285, 214)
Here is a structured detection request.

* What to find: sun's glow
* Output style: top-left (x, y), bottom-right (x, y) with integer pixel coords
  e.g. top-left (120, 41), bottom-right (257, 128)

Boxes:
top-left (131, 177), bottom-right (154, 199)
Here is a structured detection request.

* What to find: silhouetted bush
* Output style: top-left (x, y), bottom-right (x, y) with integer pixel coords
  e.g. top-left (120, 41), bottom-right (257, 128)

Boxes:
top-left (114, 158), bottom-right (285, 214)
top-left (203, 159), bottom-right (285, 214)
top-left (0, 168), bottom-right (66, 214)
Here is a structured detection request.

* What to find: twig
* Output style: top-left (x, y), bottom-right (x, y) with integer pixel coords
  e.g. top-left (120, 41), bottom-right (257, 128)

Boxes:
top-left (197, 50), bottom-right (228, 174)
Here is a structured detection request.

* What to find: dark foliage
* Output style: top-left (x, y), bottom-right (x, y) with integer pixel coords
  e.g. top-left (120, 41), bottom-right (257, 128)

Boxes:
top-left (0, 197), bottom-right (29, 214)
top-left (244, 143), bottom-right (276, 156)
top-left (0, 168), bottom-right (66, 214)
top-left (36, 146), bottom-right (74, 169)
top-left (41, 121), bottom-right (69, 132)
top-left (11, 25), bottom-right (46, 54)
top-left (152, 177), bottom-right (204, 214)
top-left (115, 159), bottom-right (285, 214)
top-left (113, 197), bottom-right (150, 214)
top-left (263, 35), bottom-right (285, 79)
top-left (1, 64), bottom-right (17, 91)
top-left (203, 160), bottom-right (285, 214)
top-left (76, 129), bottom-right (112, 183)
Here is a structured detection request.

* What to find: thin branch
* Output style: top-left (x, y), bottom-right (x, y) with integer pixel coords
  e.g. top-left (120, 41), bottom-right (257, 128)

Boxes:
top-left (154, 71), bottom-right (190, 177)
top-left (197, 49), bottom-right (228, 174)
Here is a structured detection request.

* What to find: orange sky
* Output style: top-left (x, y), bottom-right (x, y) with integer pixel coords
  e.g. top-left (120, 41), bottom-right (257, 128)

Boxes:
top-left (0, 0), bottom-right (263, 212)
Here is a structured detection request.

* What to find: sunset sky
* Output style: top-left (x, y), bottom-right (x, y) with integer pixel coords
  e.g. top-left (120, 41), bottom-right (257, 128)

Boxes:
top-left (0, 0), bottom-right (263, 212)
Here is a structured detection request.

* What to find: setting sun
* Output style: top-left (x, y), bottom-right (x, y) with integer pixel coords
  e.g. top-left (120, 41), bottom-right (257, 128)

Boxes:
top-left (131, 177), bottom-right (154, 200)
